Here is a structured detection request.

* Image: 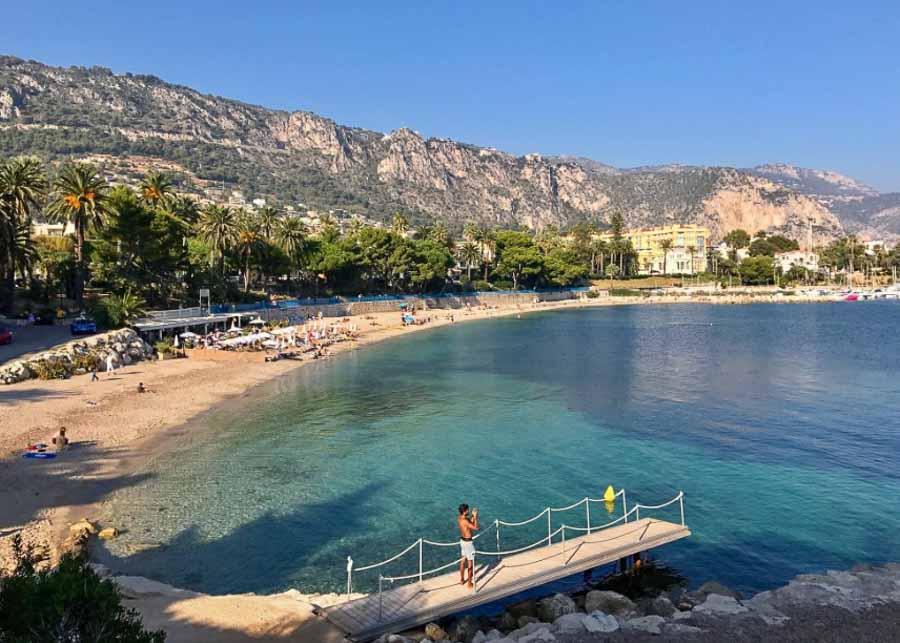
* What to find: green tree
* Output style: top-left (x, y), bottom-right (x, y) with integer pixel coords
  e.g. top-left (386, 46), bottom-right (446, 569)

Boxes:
top-left (0, 157), bottom-right (46, 309)
top-left (739, 255), bottom-right (776, 285)
top-left (659, 238), bottom-right (673, 274)
top-left (391, 211), bottom-right (409, 235)
top-left (0, 535), bottom-right (165, 642)
top-left (458, 241), bottom-right (480, 281)
top-left (197, 204), bottom-right (238, 278)
top-left (46, 162), bottom-right (114, 307)
top-left (686, 244), bottom-right (697, 275)
top-left (139, 171), bottom-right (174, 208)
top-left (410, 238), bottom-right (454, 291)
top-left (495, 230), bottom-right (543, 289)
top-left (543, 247), bottom-right (589, 286)
top-left (724, 229), bottom-right (751, 250)
top-left (236, 211), bottom-right (264, 292)
top-left (276, 216), bottom-right (306, 271)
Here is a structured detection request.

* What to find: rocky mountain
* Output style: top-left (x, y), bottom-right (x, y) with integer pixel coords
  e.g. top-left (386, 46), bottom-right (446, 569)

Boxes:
top-left (0, 55), bottom-right (856, 242)
top-left (749, 164), bottom-right (900, 240)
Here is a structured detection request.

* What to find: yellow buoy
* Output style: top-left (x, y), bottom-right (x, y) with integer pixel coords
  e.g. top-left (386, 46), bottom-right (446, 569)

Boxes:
top-left (603, 485), bottom-right (616, 503)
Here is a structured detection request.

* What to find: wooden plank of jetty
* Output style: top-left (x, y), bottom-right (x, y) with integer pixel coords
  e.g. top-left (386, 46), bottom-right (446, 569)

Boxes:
top-left (323, 517), bottom-right (690, 641)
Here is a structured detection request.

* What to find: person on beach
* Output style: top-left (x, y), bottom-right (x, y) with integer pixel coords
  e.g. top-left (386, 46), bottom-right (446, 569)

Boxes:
top-left (52, 427), bottom-right (69, 452)
top-left (458, 503), bottom-right (479, 588)
top-left (137, 382), bottom-right (146, 393)
top-left (90, 366), bottom-right (98, 382)
top-left (106, 354), bottom-right (115, 377)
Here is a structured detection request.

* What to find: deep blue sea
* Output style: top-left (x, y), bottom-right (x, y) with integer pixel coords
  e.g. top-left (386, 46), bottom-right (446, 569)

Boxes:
top-left (100, 302), bottom-right (900, 598)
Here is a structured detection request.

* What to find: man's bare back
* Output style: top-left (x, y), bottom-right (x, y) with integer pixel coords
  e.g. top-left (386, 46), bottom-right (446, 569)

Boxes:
top-left (457, 504), bottom-right (479, 588)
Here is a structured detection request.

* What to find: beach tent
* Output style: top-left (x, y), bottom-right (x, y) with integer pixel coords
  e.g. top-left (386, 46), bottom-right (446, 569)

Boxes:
top-left (249, 317), bottom-right (267, 326)
top-left (180, 331), bottom-right (199, 338)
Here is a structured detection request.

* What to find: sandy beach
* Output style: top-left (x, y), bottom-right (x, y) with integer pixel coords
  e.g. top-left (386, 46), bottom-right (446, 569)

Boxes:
top-left (0, 292), bottom-right (842, 641)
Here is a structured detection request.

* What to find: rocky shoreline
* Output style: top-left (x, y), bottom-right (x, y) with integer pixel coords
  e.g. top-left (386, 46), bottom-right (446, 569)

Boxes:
top-left (378, 563), bottom-right (900, 643)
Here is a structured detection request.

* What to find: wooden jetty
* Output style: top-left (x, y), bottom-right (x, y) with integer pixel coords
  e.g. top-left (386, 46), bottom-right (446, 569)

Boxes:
top-left (323, 490), bottom-right (690, 642)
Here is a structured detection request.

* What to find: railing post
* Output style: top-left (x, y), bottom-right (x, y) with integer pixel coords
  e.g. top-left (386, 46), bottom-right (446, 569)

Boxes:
top-left (418, 538), bottom-right (423, 583)
top-left (622, 490), bottom-right (629, 524)
top-left (636, 506), bottom-right (640, 521)
top-left (562, 525), bottom-right (567, 562)
top-left (345, 556), bottom-right (353, 598)
top-left (546, 508), bottom-right (552, 545)
top-left (680, 492), bottom-right (685, 527)
top-left (585, 497), bottom-right (591, 535)
top-left (378, 575), bottom-right (384, 621)
top-left (495, 519), bottom-right (500, 557)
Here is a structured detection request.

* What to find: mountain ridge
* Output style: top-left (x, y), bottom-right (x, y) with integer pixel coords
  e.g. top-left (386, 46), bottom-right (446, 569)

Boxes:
top-left (1, 55), bottom-right (893, 241)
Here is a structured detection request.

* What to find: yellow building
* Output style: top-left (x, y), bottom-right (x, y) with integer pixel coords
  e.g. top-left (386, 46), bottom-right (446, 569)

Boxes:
top-left (598, 223), bottom-right (709, 275)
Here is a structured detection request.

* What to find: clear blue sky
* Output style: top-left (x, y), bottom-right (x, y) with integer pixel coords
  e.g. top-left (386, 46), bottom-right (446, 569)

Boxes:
top-left (4, 1), bottom-right (899, 191)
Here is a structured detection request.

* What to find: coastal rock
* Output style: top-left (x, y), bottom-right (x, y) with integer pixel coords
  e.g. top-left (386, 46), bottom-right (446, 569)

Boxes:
top-left (471, 630), bottom-right (502, 643)
top-left (583, 612), bottom-right (619, 633)
top-left (498, 612), bottom-right (518, 631)
top-left (537, 593), bottom-right (576, 622)
top-left (507, 599), bottom-right (538, 620)
top-left (452, 615), bottom-right (481, 643)
top-left (551, 613), bottom-right (585, 633)
top-left (584, 590), bottom-right (635, 615)
top-left (638, 595), bottom-right (677, 617)
top-left (425, 622), bottom-right (449, 641)
top-left (516, 628), bottom-right (555, 643)
top-left (98, 527), bottom-right (119, 540)
top-left (517, 616), bottom-right (539, 628)
top-left (664, 623), bottom-right (704, 635)
top-left (622, 615), bottom-right (665, 634)
top-left (507, 622), bottom-right (549, 641)
top-left (69, 519), bottom-right (98, 536)
top-left (692, 594), bottom-right (749, 617)
top-left (696, 580), bottom-right (742, 600)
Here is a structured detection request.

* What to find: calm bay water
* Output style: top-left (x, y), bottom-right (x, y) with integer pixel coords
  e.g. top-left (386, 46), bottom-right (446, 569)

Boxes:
top-left (101, 303), bottom-right (900, 597)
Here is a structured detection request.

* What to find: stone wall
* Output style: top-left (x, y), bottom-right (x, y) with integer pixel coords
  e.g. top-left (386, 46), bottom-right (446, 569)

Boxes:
top-left (0, 328), bottom-right (153, 385)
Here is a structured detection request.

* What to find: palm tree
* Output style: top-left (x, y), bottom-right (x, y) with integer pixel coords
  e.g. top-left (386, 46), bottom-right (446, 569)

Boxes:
top-left (235, 212), bottom-right (263, 292)
top-left (391, 212), bottom-right (409, 235)
top-left (686, 245), bottom-right (697, 275)
top-left (659, 238), bottom-right (673, 275)
top-left (139, 171), bottom-right (174, 207)
top-left (428, 222), bottom-right (450, 247)
top-left (46, 162), bottom-right (114, 307)
top-left (0, 157), bottom-right (45, 309)
top-left (458, 241), bottom-right (480, 281)
top-left (197, 204), bottom-right (238, 277)
top-left (473, 226), bottom-right (495, 281)
top-left (276, 216), bottom-right (306, 274)
top-left (256, 206), bottom-right (280, 241)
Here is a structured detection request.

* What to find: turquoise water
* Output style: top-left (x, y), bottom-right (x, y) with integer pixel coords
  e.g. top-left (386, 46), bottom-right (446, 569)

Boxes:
top-left (101, 303), bottom-right (900, 597)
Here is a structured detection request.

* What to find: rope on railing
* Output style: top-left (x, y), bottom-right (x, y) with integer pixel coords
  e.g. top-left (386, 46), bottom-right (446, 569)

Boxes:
top-left (343, 488), bottom-right (684, 605)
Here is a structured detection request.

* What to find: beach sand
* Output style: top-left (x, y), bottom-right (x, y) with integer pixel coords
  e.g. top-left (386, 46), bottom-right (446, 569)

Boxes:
top-left (0, 297), bottom-right (598, 641)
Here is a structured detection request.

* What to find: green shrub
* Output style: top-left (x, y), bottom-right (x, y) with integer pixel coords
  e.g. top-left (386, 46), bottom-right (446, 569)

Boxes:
top-left (585, 289), bottom-right (601, 299)
top-left (610, 288), bottom-right (645, 297)
top-left (71, 352), bottom-right (100, 373)
top-left (471, 280), bottom-right (492, 292)
top-left (154, 339), bottom-right (174, 355)
top-left (32, 357), bottom-right (72, 380)
top-left (0, 535), bottom-right (166, 642)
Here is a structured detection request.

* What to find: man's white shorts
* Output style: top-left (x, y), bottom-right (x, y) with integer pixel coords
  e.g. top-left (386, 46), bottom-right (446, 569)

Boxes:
top-left (460, 539), bottom-right (475, 561)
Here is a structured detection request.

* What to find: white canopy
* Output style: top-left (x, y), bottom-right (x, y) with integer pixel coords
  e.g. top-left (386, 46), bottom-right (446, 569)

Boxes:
top-left (249, 317), bottom-right (267, 325)
top-left (179, 331), bottom-right (199, 338)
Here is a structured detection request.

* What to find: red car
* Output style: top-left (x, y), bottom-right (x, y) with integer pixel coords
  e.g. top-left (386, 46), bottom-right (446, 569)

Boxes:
top-left (0, 326), bottom-right (12, 345)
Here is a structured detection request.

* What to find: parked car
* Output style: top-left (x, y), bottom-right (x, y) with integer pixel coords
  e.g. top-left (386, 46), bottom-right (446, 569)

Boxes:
top-left (0, 326), bottom-right (12, 345)
top-left (70, 316), bottom-right (97, 336)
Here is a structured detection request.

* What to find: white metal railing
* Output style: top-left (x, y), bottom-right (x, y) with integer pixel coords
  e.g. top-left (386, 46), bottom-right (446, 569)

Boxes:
top-left (342, 488), bottom-right (686, 619)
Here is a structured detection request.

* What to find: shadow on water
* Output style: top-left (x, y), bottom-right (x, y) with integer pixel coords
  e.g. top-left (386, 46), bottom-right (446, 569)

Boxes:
top-left (95, 481), bottom-right (388, 595)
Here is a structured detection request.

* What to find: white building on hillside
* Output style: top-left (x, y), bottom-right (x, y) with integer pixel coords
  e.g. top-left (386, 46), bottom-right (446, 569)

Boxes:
top-left (775, 250), bottom-right (819, 274)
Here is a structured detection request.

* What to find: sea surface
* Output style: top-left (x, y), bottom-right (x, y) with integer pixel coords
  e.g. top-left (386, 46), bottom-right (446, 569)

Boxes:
top-left (100, 302), bottom-right (900, 597)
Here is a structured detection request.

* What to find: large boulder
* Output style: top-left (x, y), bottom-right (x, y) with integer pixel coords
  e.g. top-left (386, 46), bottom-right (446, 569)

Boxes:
top-left (425, 623), bottom-right (449, 641)
top-left (692, 594), bottom-right (749, 617)
top-left (552, 613), bottom-right (585, 633)
top-left (537, 593), bottom-right (576, 622)
top-left (452, 615), bottom-right (481, 643)
top-left (583, 612), bottom-right (619, 633)
top-left (622, 615), bottom-right (665, 635)
top-left (584, 590), bottom-right (635, 616)
top-left (696, 580), bottom-right (741, 600)
top-left (498, 612), bottom-right (517, 631)
top-left (638, 595), bottom-right (676, 617)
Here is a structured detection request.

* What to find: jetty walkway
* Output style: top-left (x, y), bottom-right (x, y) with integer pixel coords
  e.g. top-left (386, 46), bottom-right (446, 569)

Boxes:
top-left (323, 489), bottom-right (690, 641)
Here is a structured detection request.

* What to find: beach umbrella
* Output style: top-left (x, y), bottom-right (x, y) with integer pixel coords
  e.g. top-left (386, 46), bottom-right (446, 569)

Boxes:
top-left (173, 334), bottom-right (180, 348)
top-left (179, 331), bottom-right (199, 338)
top-left (249, 317), bottom-right (266, 326)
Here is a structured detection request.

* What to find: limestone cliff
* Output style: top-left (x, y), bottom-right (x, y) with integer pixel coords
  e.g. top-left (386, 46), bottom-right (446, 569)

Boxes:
top-left (0, 56), bottom-right (857, 240)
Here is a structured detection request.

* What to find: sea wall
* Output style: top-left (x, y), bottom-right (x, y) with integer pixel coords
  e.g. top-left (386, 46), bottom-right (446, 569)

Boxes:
top-left (0, 328), bottom-right (153, 385)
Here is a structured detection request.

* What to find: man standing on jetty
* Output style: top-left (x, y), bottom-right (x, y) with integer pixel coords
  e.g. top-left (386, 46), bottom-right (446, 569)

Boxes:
top-left (458, 503), bottom-right (479, 589)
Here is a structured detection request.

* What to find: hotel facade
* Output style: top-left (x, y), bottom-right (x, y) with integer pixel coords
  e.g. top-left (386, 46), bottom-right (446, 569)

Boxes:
top-left (598, 223), bottom-right (710, 275)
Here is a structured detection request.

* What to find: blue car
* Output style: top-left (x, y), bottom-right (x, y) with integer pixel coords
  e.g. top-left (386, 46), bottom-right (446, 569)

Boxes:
top-left (70, 316), bottom-right (97, 336)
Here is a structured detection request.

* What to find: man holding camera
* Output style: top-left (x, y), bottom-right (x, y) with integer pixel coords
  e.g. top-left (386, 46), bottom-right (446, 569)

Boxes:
top-left (457, 503), bottom-right (479, 589)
